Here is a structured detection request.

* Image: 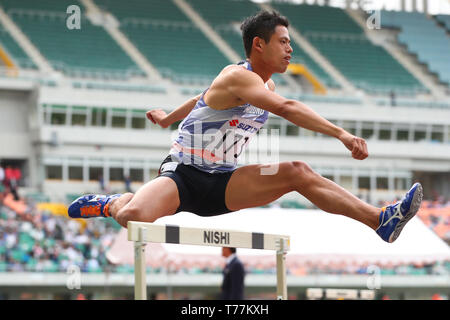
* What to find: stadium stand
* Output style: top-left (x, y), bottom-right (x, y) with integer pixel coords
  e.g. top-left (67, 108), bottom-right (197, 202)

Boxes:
top-left (0, 19), bottom-right (35, 69)
top-left (435, 14), bottom-right (450, 31)
top-left (94, 0), bottom-right (230, 84)
top-left (186, 0), bottom-right (338, 88)
top-left (381, 10), bottom-right (450, 86)
top-left (418, 200), bottom-right (450, 244)
top-left (0, 192), bottom-right (120, 273)
top-left (0, 0), bottom-right (142, 79)
top-left (271, 3), bottom-right (426, 95)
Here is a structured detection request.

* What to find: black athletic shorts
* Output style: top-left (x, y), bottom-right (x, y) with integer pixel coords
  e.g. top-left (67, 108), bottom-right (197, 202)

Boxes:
top-left (157, 155), bottom-right (236, 217)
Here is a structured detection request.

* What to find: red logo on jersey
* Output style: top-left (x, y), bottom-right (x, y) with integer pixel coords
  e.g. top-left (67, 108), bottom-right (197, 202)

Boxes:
top-left (229, 119), bottom-right (239, 126)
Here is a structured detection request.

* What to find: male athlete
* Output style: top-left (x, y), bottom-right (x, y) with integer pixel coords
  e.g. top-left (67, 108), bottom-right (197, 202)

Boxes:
top-left (68, 11), bottom-right (423, 243)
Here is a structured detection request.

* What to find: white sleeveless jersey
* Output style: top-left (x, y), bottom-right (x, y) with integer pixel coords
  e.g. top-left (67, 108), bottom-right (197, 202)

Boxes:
top-left (168, 61), bottom-right (270, 173)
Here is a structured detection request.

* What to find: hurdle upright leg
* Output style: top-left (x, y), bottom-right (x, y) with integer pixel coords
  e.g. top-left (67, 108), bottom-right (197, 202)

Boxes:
top-left (276, 238), bottom-right (288, 300)
top-left (134, 227), bottom-right (147, 300)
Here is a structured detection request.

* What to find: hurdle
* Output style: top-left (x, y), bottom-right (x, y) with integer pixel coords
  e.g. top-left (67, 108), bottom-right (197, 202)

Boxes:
top-left (127, 221), bottom-right (290, 300)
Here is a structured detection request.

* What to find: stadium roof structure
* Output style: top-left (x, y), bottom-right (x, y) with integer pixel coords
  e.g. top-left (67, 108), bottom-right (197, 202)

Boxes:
top-left (106, 208), bottom-right (450, 268)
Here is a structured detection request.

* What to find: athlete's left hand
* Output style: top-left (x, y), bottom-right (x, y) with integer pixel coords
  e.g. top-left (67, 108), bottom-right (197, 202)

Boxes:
top-left (339, 131), bottom-right (369, 160)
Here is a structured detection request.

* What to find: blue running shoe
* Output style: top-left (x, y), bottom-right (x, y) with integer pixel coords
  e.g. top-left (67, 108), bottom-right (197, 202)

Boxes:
top-left (376, 182), bottom-right (423, 243)
top-left (68, 194), bottom-right (121, 219)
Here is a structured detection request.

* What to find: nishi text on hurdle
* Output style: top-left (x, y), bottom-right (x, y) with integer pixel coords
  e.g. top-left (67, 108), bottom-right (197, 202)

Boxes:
top-left (203, 230), bottom-right (230, 245)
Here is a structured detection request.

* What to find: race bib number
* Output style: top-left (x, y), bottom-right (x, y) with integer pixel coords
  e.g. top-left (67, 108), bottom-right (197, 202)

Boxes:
top-left (204, 117), bottom-right (262, 164)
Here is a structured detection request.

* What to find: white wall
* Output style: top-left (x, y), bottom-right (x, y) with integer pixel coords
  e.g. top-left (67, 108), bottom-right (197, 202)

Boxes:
top-left (0, 89), bottom-right (33, 158)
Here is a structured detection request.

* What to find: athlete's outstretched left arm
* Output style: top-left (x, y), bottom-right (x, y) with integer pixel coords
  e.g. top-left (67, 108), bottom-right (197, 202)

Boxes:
top-left (146, 93), bottom-right (201, 128)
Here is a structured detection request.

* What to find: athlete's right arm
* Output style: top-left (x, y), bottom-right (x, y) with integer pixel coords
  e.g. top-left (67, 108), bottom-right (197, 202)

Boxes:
top-left (146, 94), bottom-right (201, 128)
top-left (227, 68), bottom-right (368, 160)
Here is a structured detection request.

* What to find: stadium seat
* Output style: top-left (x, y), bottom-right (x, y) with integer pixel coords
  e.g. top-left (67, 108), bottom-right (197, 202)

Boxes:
top-left (435, 14), bottom-right (450, 31)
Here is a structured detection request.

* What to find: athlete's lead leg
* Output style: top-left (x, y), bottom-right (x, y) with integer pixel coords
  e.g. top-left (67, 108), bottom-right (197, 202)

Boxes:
top-left (225, 161), bottom-right (380, 229)
top-left (225, 161), bottom-right (422, 242)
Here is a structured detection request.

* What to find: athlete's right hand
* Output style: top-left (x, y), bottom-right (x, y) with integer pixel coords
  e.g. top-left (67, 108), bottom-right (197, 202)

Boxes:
top-left (146, 109), bottom-right (168, 128)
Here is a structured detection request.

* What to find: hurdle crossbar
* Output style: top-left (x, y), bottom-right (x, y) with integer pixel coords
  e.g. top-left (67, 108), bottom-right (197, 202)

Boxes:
top-left (127, 221), bottom-right (290, 300)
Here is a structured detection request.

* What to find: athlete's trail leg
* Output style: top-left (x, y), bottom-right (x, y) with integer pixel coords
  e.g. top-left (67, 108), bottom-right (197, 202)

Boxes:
top-left (109, 177), bottom-right (180, 228)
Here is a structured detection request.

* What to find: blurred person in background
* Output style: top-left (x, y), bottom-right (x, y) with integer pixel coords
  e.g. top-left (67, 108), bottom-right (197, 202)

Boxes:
top-left (0, 163), bottom-right (4, 190)
top-left (220, 247), bottom-right (245, 300)
top-left (0, 164), bottom-right (5, 203)
top-left (5, 166), bottom-right (21, 201)
top-left (124, 175), bottom-right (132, 193)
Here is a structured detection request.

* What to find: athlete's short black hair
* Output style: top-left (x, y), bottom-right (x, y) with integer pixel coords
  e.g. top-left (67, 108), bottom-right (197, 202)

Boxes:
top-left (240, 10), bottom-right (289, 58)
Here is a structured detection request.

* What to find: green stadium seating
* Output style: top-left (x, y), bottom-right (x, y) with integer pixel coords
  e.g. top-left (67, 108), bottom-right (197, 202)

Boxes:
top-left (43, 260), bottom-right (60, 272)
top-left (187, 0), bottom-right (258, 27)
top-left (0, 0), bottom-right (75, 12)
top-left (104, 217), bottom-right (122, 231)
top-left (382, 11), bottom-right (450, 85)
top-left (0, 0), bottom-right (143, 78)
top-left (309, 35), bottom-right (424, 94)
top-left (66, 193), bottom-right (82, 203)
top-left (94, 0), bottom-right (190, 23)
top-left (0, 20), bottom-right (36, 69)
top-left (280, 199), bottom-right (307, 209)
top-left (25, 258), bottom-right (37, 271)
top-left (435, 14), bottom-right (450, 31)
top-left (0, 207), bottom-right (8, 220)
top-left (115, 264), bottom-right (134, 273)
top-left (288, 40), bottom-right (340, 88)
top-left (19, 232), bottom-right (35, 251)
top-left (10, 248), bottom-right (26, 262)
top-left (94, 0), bottom-right (231, 84)
top-left (273, 3), bottom-right (363, 35)
top-left (87, 265), bottom-right (103, 273)
top-left (272, 3), bottom-right (426, 95)
top-left (25, 192), bottom-right (50, 203)
top-left (123, 22), bottom-right (229, 83)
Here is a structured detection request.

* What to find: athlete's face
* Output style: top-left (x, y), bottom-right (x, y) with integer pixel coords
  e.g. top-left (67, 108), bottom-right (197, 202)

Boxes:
top-left (260, 25), bottom-right (293, 73)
